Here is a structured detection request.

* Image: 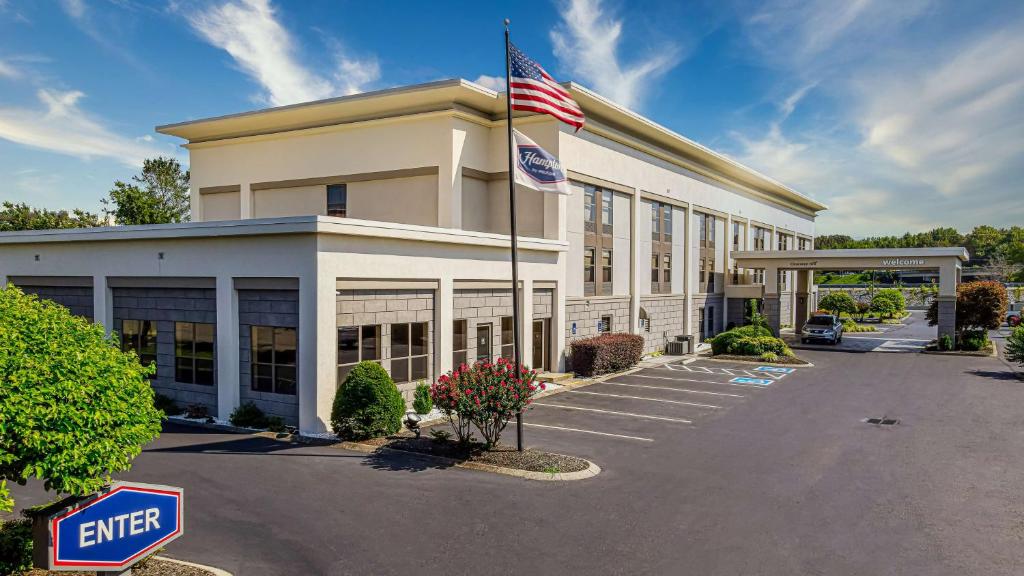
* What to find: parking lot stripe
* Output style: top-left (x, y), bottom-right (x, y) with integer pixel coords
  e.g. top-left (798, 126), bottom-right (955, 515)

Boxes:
top-left (522, 422), bottom-right (654, 442)
top-left (533, 403), bottom-right (694, 424)
top-left (601, 381), bottom-right (745, 398)
top-left (631, 374), bottom-right (767, 388)
top-left (569, 390), bottom-right (721, 409)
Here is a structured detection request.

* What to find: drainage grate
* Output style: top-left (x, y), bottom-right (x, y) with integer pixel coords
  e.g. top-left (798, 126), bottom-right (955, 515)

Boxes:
top-left (863, 417), bottom-right (899, 426)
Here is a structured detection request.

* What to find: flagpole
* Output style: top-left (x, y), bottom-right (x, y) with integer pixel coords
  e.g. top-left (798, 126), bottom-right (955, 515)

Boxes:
top-left (504, 18), bottom-right (524, 452)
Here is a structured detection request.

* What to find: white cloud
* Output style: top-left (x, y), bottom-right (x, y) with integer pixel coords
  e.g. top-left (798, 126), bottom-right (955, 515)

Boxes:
top-left (60, 0), bottom-right (86, 19)
top-left (0, 59), bottom-right (19, 79)
top-left (550, 0), bottom-right (681, 109)
top-left (473, 74), bottom-right (505, 92)
top-left (0, 88), bottom-right (171, 167)
top-left (185, 0), bottom-right (379, 106)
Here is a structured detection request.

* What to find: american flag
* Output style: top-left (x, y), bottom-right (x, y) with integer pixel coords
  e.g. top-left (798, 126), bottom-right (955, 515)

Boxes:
top-left (509, 43), bottom-right (585, 131)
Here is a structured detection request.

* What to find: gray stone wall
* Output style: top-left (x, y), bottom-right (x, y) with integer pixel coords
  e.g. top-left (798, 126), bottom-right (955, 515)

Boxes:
top-left (726, 298), bottom-right (749, 330)
top-left (239, 289), bottom-right (300, 424)
top-left (763, 296), bottom-right (781, 336)
top-left (336, 289), bottom-right (435, 401)
top-left (112, 287), bottom-right (218, 416)
top-left (817, 285), bottom-right (937, 310)
top-left (780, 291), bottom-right (793, 327)
top-left (565, 296), bottom-right (631, 342)
top-left (16, 284), bottom-right (94, 318)
top-left (639, 295), bottom-right (686, 354)
top-left (454, 288), bottom-right (514, 363)
top-left (692, 294), bottom-right (725, 340)
top-left (533, 288), bottom-right (553, 319)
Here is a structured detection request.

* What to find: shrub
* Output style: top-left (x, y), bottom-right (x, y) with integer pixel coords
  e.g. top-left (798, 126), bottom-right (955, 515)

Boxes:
top-left (0, 286), bottom-right (162, 513)
top-left (185, 404), bottom-right (209, 419)
top-left (265, 415), bottom-right (287, 433)
top-left (430, 358), bottom-right (542, 448)
top-left (568, 333), bottom-right (644, 377)
top-left (759, 351), bottom-right (779, 363)
top-left (412, 381), bottom-right (433, 414)
top-left (0, 519), bottom-right (32, 575)
top-left (1005, 326), bottom-right (1024, 366)
top-left (959, 330), bottom-right (989, 352)
top-left (871, 288), bottom-right (906, 319)
top-left (854, 301), bottom-right (871, 321)
top-left (153, 392), bottom-right (182, 416)
top-left (709, 324), bottom-right (772, 355)
top-left (230, 402), bottom-right (269, 429)
top-left (928, 281), bottom-right (1008, 334)
top-left (331, 361), bottom-right (405, 440)
top-left (938, 334), bottom-right (954, 351)
top-left (731, 336), bottom-right (790, 357)
top-left (819, 291), bottom-right (857, 317)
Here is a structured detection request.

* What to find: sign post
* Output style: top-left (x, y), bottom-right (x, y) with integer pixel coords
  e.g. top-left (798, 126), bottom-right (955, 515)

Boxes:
top-left (33, 481), bottom-right (184, 574)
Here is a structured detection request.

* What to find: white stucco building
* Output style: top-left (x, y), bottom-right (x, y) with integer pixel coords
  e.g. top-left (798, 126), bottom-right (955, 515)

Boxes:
top-left (0, 79), bottom-right (826, 435)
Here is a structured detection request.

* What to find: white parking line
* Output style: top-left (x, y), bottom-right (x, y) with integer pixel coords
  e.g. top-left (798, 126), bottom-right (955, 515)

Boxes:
top-left (569, 389), bottom-right (721, 409)
top-left (533, 403), bottom-right (694, 424)
top-left (601, 381), bottom-right (745, 398)
top-left (631, 373), bottom-right (768, 388)
top-left (522, 422), bottom-right (654, 442)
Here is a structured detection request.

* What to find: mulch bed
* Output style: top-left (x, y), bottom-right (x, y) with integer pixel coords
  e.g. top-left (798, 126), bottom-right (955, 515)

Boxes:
top-left (22, 557), bottom-right (215, 576)
top-left (922, 343), bottom-right (997, 357)
top-left (710, 353), bottom-right (810, 365)
top-left (363, 435), bottom-right (590, 474)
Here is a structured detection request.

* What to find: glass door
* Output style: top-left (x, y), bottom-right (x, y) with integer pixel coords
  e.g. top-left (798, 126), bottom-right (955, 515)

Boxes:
top-left (532, 319), bottom-right (549, 372)
top-left (475, 323), bottom-right (492, 362)
top-left (698, 307), bottom-right (707, 342)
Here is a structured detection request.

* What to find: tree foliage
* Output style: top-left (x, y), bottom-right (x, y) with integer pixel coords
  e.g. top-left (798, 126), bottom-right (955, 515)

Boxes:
top-left (330, 361), bottom-right (405, 440)
top-left (926, 280), bottom-right (1008, 333)
top-left (870, 288), bottom-right (906, 319)
top-left (0, 286), bottom-right (163, 512)
top-left (104, 156), bottom-right (190, 225)
top-left (1006, 326), bottom-right (1024, 367)
top-left (816, 225), bottom-right (1024, 271)
top-left (0, 202), bottom-right (103, 232)
top-left (819, 291), bottom-right (858, 317)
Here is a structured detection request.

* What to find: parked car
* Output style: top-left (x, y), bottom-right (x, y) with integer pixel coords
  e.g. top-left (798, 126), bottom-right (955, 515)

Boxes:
top-left (801, 314), bottom-right (844, 345)
top-left (1008, 303), bottom-right (1022, 327)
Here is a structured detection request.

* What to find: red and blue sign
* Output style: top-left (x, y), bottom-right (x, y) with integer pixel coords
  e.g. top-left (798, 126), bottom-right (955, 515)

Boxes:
top-left (46, 482), bottom-right (183, 571)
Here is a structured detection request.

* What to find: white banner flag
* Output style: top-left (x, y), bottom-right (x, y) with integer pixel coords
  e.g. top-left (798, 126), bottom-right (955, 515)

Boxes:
top-left (513, 130), bottom-right (570, 195)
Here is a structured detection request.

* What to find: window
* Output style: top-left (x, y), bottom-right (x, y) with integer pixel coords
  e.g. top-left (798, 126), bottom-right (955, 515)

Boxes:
top-left (391, 322), bottom-right (428, 383)
top-left (651, 253), bottom-right (659, 284)
top-left (663, 254), bottom-right (671, 285)
top-left (731, 263), bottom-right (741, 285)
top-left (252, 326), bottom-right (297, 395)
top-left (583, 184), bottom-right (614, 296)
top-left (453, 320), bottom-right (468, 367)
top-left (799, 237), bottom-right (809, 251)
top-left (697, 213), bottom-right (716, 247)
top-left (175, 322), bottom-right (215, 385)
top-left (599, 315), bottom-right (612, 333)
top-left (754, 227), bottom-right (768, 251)
top-left (639, 308), bottom-right (650, 333)
top-left (778, 269), bottom-right (788, 291)
top-left (336, 324), bottom-right (381, 384)
top-left (475, 324), bottom-right (492, 361)
top-left (501, 316), bottom-right (515, 360)
top-left (121, 319), bottom-right (157, 379)
top-left (777, 234), bottom-right (789, 251)
top-left (327, 184), bottom-right (347, 217)
top-left (651, 202), bottom-right (673, 294)
top-left (700, 258), bottom-right (716, 293)
top-left (732, 221), bottom-right (742, 251)
top-left (708, 259), bottom-right (716, 293)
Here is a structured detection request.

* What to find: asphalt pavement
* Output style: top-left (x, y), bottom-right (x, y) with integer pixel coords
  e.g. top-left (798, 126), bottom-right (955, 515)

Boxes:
top-left (7, 316), bottom-right (1024, 575)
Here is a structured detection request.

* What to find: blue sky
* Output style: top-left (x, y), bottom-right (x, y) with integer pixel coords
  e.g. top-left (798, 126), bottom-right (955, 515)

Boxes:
top-left (1, 0), bottom-right (1022, 236)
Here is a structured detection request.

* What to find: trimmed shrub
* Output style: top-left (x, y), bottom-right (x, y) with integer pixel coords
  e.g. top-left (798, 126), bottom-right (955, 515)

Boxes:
top-left (265, 415), bottom-right (287, 433)
top-left (1005, 326), bottom-right (1024, 366)
top-left (230, 401), bottom-right (269, 429)
top-left (938, 334), bottom-right (954, 351)
top-left (871, 288), bottom-right (906, 319)
top-left (331, 361), bottom-right (405, 440)
top-left (731, 336), bottom-right (790, 357)
top-left (960, 330), bottom-right (989, 352)
top-left (0, 519), bottom-right (32, 575)
top-left (819, 291), bottom-right (857, 317)
top-left (153, 392), bottom-right (182, 416)
top-left (0, 286), bottom-right (162, 513)
top-left (854, 301), bottom-right (871, 321)
top-left (568, 333), bottom-right (644, 377)
top-left (709, 324), bottom-right (772, 355)
top-left (412, 381), bottom-right (433, 414)
top-left (759, 351), bottom-right (779, 363)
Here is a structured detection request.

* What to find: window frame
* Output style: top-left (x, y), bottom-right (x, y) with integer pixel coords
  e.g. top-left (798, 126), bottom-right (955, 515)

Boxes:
top-left (583, 184), bottom-right (614, 296)
top-left (598, 315), bottom-right (612, 334)
top-left (651, 202), bottom-right (673, 294)
top-left (500, 316), bottom-right (515, 361)
top-left (174, 321), bottom-right (215, 386)
top-left (251, 325), bottom-right (297, 396)
top-left (390, 322), bottom-right (429, 384)
top-left (327, 183), bottom-right (347, 218)
top-left (453, 319), bottom-right (468, 368)
top-left (121, 319), bottom-right (158, 379)
top-left (336, 324), bottom-right (381, 385)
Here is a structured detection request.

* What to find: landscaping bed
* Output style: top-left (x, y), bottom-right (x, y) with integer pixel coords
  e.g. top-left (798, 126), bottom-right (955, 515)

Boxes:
top-left (363, 435), bottom-right (591, 474)
top-left (922, 343), bottom-right (997, 357)
top-left (709, 353), bottom-right (811, 365)
top-left (20, 557), bottom-right (220, 576)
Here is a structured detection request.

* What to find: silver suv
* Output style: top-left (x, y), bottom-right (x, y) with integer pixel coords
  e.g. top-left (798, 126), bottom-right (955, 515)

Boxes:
top-left (801, 314), bottom-right (844, 345)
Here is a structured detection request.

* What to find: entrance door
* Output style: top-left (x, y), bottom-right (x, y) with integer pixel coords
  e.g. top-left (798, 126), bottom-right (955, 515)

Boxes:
top-left (698, 307), bottom-right (707, 342)
top-left (532, 319), bottom-right (549, 372)
top-left (706, 306), bottom-right (715, 338)
top-left (475, 323), bottom-right (492, 362)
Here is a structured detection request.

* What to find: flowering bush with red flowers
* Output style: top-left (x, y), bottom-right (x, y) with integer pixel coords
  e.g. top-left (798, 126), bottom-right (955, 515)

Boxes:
top-left (430, 357), bottom-right (543, 448)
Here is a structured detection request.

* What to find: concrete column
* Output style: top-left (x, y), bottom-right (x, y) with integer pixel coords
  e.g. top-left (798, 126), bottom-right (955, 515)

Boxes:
top-left (239, 183), bottom-right (253, 219)
top-left (629, 190), bottom-right (641, 334)
top-left (92, 274), bottom-right (112, 335)
top-left (553, 280), bottom-right (567, 372)
top-left (190, 185), bottom-right (202, 222)
top-left (298, 258), bottom-right (336, 435)
top-left (936, 295), bottom-right (956, 341)
top-left (763, 265), bottom-right (780, 335)
top-left (723, 214), bottom-right (732, 330)
top-left (521, 279), bottom-right (534, 369)
top-left (683, 207), bottom-right (693, 337)
top-left (794, 269), bottom-right (811, 333)
top-left (437, 121), bottom-right (465, 229)
top-left (436, 277), bottom-right (454, 376)
top-left (215, 275), bottom-right (240, 420)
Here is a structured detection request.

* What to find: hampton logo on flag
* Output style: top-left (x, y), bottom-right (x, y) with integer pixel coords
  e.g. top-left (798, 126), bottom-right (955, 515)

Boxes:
top-left (513, 130), bottom-right (569, 195)
top-left (509, 43), bottom-right (585, 132)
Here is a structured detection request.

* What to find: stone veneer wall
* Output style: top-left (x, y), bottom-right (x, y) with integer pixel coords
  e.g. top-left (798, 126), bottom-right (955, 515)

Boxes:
top-left (15, 284), bottom-right (94, 318)
top-left (565, 296), bottom-right (631, 342)
top-left (780, 291), bottom-right (793, 327)
top-left (239, 289), bottom-right (300, 424)
top-left (726, 298), bottom-right (749, 329)
top-left (112, 287), bottom-right (218, 416)
top-left (533, 288), bottom-right (553, 319)
top-left (639, 295), bottom-right (686, 354)
top-left (453, 288), bottom-right (514, 363)
top-left (692, 294), bottom-right (725, 341)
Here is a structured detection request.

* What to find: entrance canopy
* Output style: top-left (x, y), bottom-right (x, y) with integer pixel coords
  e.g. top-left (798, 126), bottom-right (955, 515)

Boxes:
top-left (730, 247), bottom-right (969, 338)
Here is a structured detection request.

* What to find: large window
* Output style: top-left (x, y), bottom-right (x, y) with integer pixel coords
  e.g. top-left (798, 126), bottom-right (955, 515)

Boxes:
top-left (175, 322), bottom-right (215, 385)
top-left (583, 185), bottom-right (614, 296)
top-left (698, 213), bottom-right (716, 247)
top-left (651, 202), bottom-right (673, 294)
top-left (337, 324), bottom-right (381, 384)
top-left (121, 319), bottom-right (157, 379)
top-left (501, 317), bottom-right (515, 361)
top-left (252, 326), bottom-right (297, 395)
top-left (777, 234), bottom-right (790, 251)
top-left (753, 227), bottom-right (768, 251)
top-left (453, 320), bottom-right (468, 368)
top-left (327, 184), bottom-right (347, 217)
top-left (390, 322), bottom-right (428, 383)
top-left (799, 237), bottom-right (809, 251)
top-left (732, 221), bottom-right (742, 251)
top-left (700, 257), bottom-right (716, 293)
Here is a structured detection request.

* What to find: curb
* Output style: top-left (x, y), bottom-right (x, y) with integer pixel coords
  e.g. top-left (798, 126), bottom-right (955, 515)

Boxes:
top-left (157, 556), bottom-right (233, 576)
top-left (698, 354), bottom-right (815, 368)
top-left (921, 346), bottom-right (998, 358)
top-left (336, 441), bottom-right (601, 482)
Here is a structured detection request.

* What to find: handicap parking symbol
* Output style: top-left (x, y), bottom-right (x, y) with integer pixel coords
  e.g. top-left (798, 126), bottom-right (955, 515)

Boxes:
top-left (756, 366), bottom-right (795, 374)
top-left (730, 377), bottom-right (774, 386)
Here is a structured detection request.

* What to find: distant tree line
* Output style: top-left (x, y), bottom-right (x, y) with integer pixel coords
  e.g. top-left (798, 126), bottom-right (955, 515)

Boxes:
top-left (0, 157), bottom-right (189, 232)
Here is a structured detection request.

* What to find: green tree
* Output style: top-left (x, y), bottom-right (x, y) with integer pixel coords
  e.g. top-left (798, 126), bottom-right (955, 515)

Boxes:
top-left (0, 286), bottom-right (162, 512)
top-left (965, 225), bottom-right (1004, 261)
top-left (1005, 326), bottom-right (1024, 367)
top-left (819, 291), bottom-right (857, 317)
top-left (871, 288), bottom-right (906, 319)
top-left (926, 281), bottom-right (1008, 333)
top-left (0, 202), bottom-right (103, 232)
top-left (104, 157), bottom-right (190, 225)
